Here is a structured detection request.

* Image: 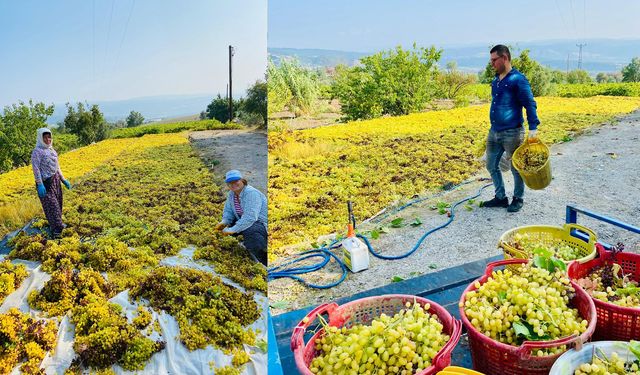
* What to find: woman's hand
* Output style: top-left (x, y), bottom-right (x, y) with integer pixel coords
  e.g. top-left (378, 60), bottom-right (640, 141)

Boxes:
top-left (63, 179), bottom-right (72, 190)
top-left (36, 183), bottom-right (46, 198)
top-left (215, 223), bottom-right (227, 231)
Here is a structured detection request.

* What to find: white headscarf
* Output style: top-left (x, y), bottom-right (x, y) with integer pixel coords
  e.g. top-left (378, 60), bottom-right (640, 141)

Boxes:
top-left (36, 128), bottom-right (53, 149)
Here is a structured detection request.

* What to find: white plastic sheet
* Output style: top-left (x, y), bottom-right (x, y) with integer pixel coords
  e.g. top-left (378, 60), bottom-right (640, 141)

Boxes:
top-left (0, 248), bottom-right (268, 375)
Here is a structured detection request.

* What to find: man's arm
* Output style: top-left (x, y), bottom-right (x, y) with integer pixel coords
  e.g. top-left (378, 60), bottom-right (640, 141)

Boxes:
top-left (516, 75), bottom-right (541, 131)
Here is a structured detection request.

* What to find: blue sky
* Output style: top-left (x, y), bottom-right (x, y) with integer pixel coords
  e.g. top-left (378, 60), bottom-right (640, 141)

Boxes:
top-left (268, 0), bottom-right (640, 51)
top-left (0, 0), bottom-right (267, 108)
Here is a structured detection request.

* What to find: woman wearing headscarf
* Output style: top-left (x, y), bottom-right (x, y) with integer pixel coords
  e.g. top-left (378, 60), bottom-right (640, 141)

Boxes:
top-left (31, 128), bottom-right (72, 238)
top-left (216, 170), bottom-right (268, 266)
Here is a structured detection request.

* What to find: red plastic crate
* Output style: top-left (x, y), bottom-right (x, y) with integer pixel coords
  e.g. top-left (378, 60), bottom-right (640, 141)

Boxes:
top-left (459, 258), bottom-right (596, 375)
top-left (568, 243), bottom-right (640, 340)
top-left (291, 294), bottom-right (462, 375)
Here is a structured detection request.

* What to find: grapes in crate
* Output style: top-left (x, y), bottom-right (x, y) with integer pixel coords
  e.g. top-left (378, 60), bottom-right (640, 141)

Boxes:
top-left (520, 147), bottom-right (547, 172)
top-left (309, 301), bottom-right (450, 375)
top-left (576, 244), bottom-right (640, 308)
top-left (573, 341), bottom-right (640, 374)
top-left (510, 232), bottom-right (584, 261)
top-left (462, 262), bottom-right (588, 356)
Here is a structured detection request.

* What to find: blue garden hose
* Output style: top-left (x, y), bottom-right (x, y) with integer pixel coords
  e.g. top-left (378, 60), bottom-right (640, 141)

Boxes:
top-left (267, 182), bottom-right (494, 289)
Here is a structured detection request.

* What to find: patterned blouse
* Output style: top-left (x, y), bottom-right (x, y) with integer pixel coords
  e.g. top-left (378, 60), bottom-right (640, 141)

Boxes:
top-left (31, 147), bottom-right (62, 185)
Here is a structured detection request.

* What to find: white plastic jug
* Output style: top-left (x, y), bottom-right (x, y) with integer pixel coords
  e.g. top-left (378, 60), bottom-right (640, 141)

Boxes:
top-left (340, 236), bottom-right (369, 272)
top-left (549, 341), bottom-right (632, 375)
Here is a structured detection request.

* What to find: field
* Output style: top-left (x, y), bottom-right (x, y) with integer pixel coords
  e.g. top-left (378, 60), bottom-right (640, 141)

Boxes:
top-left (0, 131), bottom-right (265, 373)
top-left (268, 96), bottom-right (640, 256)
top-left (110, 118), bottom-right (241, 138)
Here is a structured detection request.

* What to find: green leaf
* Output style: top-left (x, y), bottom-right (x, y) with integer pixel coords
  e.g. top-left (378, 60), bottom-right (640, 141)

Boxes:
top-left (464, 205), bottom-right (473, 211)
top-left (310, 242), bottom-right (319, 249)
top-left (616, 285), bottom-right (640, 296)
top-left (533, 255), bottom-right (549, 270)
top-left (436, 201), bottom-right (450, 209)
top-left (270, 301), bottom-right (290, 310)
top-left (551, 258), bottom-right (567, 272)
top-left (428, 263), bottom-right (438, 269)
top-left (379, 226), bottom-right (389, 234)
top-left (498, 291), bottom-right (507, 301)
top-left (409, 271), bottom-right (422, 277)
top-left (371, 230), bottom-right (380, 240)
top-left (467, 199), bottom-right (476, 204)
top-left (438, 208), bottom-right (447, 215)
top-left (513, 321), bottom-right (532, 338)
top-left (629, 341), bottom-right (640, 362)
top-left (532, 247), bottom-right (553, 258)
top-left (410, 218), bottom-right (422, 226)
top-left (391, 276), bottom-right (405, 282)
top-left (391, 218), bottom-right (404, 228)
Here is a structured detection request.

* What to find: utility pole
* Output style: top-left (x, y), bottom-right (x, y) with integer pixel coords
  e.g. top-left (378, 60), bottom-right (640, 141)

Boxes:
top-left (228, 45), bottom-right (235, 123)
top-left (576, 43), bottom-right (586, 70)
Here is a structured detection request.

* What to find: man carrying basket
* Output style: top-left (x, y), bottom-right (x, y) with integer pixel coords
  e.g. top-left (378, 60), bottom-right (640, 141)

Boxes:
top-left (481, 44), bottom-right (540, 213)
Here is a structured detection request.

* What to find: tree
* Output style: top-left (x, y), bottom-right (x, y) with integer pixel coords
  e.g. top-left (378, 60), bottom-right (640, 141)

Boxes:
top-left (479, 50), bottom-right (552, 96)
top-left (331, 44), bottom-right (442, 120)
top-left (596, 73), bottom-right (607, 83)
top-left (203, 94), bottom-right (242, 123)
top-left (566, 69), bottom-right (593, 84)
top-left (622, 57), bottom-right (640, 82)
top-left (0, 100), bottom-right (55, 172)
top-left (126, 111), bottom-right (145, 127)
top-left (267, 58), bottom-right (321, 117)
top-left (63, 102), bottom-right (109, 145)
top-left (549, 69), bottom-right (567, 84)
top-left (511, 50), bottom-right (552, 96)
top-left (436, 61), bottom-right (477, 100)
top-left (243, 80), bottom-right (267, 128)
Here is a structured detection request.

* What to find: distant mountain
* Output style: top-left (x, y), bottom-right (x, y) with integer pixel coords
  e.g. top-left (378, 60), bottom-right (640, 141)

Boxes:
top-left (47, 94), bottom-right (219, 125)
top-left (269, 39), bottom-right (640, 74)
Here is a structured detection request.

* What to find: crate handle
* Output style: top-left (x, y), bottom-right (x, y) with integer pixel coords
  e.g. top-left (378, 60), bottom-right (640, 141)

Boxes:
top-left (433, 319), bottom-right (462, 370)
top-left (516, 334), bottom-right (580, 359)
top-left (564, 223), bottom-right (597, 245)
top-left (290, 302), bottom-right (338, 352)
top-left (483, 258), bottom-right (528, 277)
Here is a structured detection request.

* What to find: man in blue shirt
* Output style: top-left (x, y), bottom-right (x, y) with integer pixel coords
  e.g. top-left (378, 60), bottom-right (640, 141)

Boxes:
top-left (481, 45), bottom-right (540, 212)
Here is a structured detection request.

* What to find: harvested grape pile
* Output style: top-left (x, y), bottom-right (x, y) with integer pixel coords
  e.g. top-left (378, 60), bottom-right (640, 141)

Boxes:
top-left (508, 232), bottom-right (585, 261)
top-left (0, 308), bottom-right (58, 374)
top-left (3, 133), bottom-right (264, 373)
top-left (576, 244), bottom-right (640, 308)
top-left (462, 261), bottom-right (589, 356)
top-left (309, 301), bottom-right (450, 375)
top-left (519, 147), bottom-right (548, 172)
top-left (0, 259), bottom-right (28, 304)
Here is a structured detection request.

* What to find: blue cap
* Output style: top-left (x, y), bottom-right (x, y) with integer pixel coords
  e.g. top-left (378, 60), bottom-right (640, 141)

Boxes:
top-left (225, 170), bottom-right (242, 183)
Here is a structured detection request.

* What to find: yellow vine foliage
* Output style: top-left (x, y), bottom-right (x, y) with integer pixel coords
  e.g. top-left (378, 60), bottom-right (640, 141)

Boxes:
top-left (268, 96), bottom-right (640, 255)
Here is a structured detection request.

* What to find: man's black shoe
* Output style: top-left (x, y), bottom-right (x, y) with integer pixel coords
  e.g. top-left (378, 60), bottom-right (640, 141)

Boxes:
top-left (480, 196), bottom-right (509, 208)
top-left (507, 197), bottom-right (524, 212)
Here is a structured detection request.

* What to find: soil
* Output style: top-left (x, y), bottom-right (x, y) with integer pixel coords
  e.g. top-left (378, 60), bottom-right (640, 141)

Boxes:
top-left (268, 110), bottom-right (640, 314)
top-left (189, 128), bottom-right (267, 194)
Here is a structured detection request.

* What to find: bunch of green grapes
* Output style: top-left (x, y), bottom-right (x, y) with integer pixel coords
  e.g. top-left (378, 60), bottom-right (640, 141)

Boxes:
top-left (309, 301), bottom-right (450, 375)
top-left (574, 352), bottom-right (640, 374)
top-left (462, 263), bottom-right (589, 356)
top-left (521, 148), bottom-right (547, 171)
top-left (577, 264), bottom-right (640, 308)
top-left (511, 233), bottom-right (583, 261)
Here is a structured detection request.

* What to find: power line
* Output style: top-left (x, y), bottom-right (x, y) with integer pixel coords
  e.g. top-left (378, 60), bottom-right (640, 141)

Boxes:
top-left (569, 0), bottom-right (577, 37)
top-left (103, 0), bottom-right (115, 73)
top-left (113, 0), bottom-right (136, 77)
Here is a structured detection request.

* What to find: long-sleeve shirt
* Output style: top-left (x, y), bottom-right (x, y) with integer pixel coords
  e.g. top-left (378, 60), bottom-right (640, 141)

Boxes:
top-left (31, 147), bottom-right (64, 185)
top-left (222, 185), bottom-right (268, 233)
top-left (490, 68), bottom-right (540, 132)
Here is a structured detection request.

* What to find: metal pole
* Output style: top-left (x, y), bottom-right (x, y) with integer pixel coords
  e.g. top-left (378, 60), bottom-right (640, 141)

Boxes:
top-left (228, 45), bottom-right (234, 123)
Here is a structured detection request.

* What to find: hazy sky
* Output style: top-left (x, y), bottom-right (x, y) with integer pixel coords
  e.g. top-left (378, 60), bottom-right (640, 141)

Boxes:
top-left (0, 0), bottom-right (267, 107)
top-left (269, 0), bottom-right (640, 51)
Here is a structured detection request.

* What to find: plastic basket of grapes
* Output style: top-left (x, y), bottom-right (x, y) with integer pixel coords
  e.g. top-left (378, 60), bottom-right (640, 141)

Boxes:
top-left (459, 258), bottom-right (597, 375)
top-left (512, 138), bottom-right (552, 190)
top-left (568, 243), bottom-right (640, 341)
top-left (499, 223), bottom-right (598, 265)
top-left (549, 341), bottom-right (640, 375)
top-left (290, 294), bottom-right (462, 375)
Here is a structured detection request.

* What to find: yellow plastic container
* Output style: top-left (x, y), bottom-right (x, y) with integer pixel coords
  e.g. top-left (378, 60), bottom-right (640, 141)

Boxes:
top-left (512, 138), bottom-right (552, 190)
top-left (437, 366), bottom-right (485, 375)
top-left (498, 223), bottom-right (597, 264)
